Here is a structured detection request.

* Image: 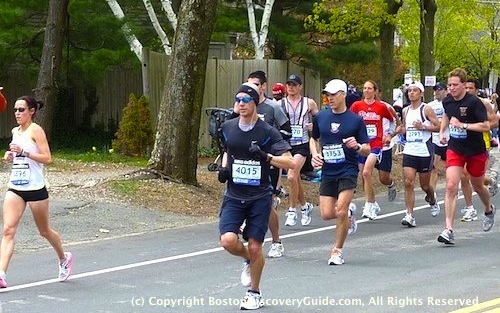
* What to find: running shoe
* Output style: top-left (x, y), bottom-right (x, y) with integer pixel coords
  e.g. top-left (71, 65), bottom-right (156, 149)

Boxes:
top-left (276, 186), bottom-right (288, 198)
top-left (284, 210), bottom-right (297, 226)
top-left (267, 242), bottom-right (284, 258)
top-left (240, 260), bottom-right (251, 287)
top-left (361, 204), bottom-right (371, 219)
top-left (58, 252), bottom-right (73, 282)
top-left (483, 204), bottom-right (496, 232)
top-left (424, 193), bottom-right (440, 217)
top-left (437, 229), bottom-right (455, 245)
top-left (489, 176), bottom-right (498, 197)
top-left (0, 274), bottom-right (7, 288)
top-left (301, 203), bottom-right (313, 226)
top-left (401, 213), bottom-right (416, 227)
top-left (461, 207), bottom-right (478, 222)
top-left (239, 220), bottom-right (246, 234)
top-left (272, 197), bottom-right (280, 210)
top-left (430, 202), bottom-right (440, 217)
top-left (328, 248), bottom-right (344, 265)
top-left (388, 182), bottom-right (397, 202)
top-left (373, 202), bottom-right (381, 217)
top-left (348, 203), bottom-right (357, 235)
top-left (240, 290), bottom-right (264, 310)
top-left (361, 203), bottom-right (376, 220)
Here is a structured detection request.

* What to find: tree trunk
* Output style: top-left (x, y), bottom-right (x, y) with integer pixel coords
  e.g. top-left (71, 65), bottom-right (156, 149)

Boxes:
top-left (33, 0), bottom-right (69, 140)
top-left (148, 0), bottom-right (218, 185)
top-left (271, 1), bottom-right (286, 59)
top-left (379, 0), bottom-right (402, 103)
top-left (419, 0), bottom-right (437, 101)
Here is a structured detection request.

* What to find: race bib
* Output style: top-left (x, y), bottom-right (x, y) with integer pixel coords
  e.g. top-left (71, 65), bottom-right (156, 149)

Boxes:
top-left (449, 125), bottom-right (467, 139)
top-left (323, 144), bottom-right (346, 164)
top-left (232, 159), bottom-right (261, 186)
top-left (10, 159), bottom-right (30, 185)
top-left (291, 125), bottom-right (303, 142)
top-left (366, 124), bottom-right (377, 139)
top-left (406, 127), bottom-right (423, 143)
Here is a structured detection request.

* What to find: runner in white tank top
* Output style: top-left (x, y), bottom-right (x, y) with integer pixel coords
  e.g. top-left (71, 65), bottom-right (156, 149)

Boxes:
top-left (0, 96), bottom-right (73, 288)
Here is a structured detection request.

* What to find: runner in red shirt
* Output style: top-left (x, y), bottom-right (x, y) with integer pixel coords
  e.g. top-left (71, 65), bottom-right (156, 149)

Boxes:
top-left (350, 80), bottom-right (394, 220)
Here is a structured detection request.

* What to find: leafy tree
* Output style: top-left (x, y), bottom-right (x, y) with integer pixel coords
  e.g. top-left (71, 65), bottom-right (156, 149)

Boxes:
top-left (33, 0), bottom-right (69, 139)
top-left (148, 0), bottom-right (218, 185)
top-left (305, 0), bottom-right (403, 101)
top-left (398, 0), bottom-right (500, 85)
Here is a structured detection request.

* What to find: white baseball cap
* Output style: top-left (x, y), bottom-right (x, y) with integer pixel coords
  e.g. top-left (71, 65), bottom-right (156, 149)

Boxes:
top-left (323, 79), bottom-right (347, 94)
top-left (408, 81), bottom-right (424, 93)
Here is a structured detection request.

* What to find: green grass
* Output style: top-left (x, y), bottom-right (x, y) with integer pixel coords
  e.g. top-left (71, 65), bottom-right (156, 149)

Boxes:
top-left (108, 180), bottom-right (141, 195)
top-left (51, 150), bottom-right (148, 167)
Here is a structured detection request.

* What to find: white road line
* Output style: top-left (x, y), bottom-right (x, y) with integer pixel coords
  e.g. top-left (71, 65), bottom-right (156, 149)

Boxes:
top-left (0, 195), bottom-right (453, 292)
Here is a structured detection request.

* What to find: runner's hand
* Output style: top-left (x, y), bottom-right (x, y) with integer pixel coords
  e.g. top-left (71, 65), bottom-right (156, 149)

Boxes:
top-left (218, 167), bottom-right (230, 183)
top-left (249, 142), bottom-right (269, 162)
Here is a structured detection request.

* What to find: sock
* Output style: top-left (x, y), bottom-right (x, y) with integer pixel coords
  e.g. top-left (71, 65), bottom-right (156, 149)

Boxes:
top-left (288, 207), bottom-right (296, 212)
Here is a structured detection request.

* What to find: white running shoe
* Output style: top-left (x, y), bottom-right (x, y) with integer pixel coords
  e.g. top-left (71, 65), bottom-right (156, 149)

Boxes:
top-left (267, 242), bottom-right (284, 258)
top-left (437, 228), bottom-right (455, 245)
top-left (240, 290), bottom-right (264, 310)
top-left (284, 209), bottom-right (297, 226)
top-left (461, 207), bottom-right (478, 222)
top-left (388, 182), bottom-right (397, 202)
top-left (239, 220), bottom-right (246, 234)
top-left (373, 202), bottom-right (381, 217)
top-left (348, 203), bottom-right (357, 235)
top-left (0, 272), bottom-right (7, 288)
top-left (361, 203), bottom-right (374, 219)
top-left (401, 213), bottom-right (416, 227)
top-left (328, 248), bottom-right (344, 265)
top-left (240, 261), bottom-right (251, 287)
top-left (272, 197), bottom-right (281, 210)
top-left (489, 176), bottom-right (498, 197)
top-left (430, 202), bottom-right (440, 217)
top-left (301, 203), bottom-right (313, 226)
top-left (483, 205), bottom-right (496, 231)
top-left (58, 252), bottom-right (73, 282)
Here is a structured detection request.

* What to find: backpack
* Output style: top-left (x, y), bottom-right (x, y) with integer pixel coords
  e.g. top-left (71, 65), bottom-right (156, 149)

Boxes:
top-left (207, 108), bottom-right (234, 139)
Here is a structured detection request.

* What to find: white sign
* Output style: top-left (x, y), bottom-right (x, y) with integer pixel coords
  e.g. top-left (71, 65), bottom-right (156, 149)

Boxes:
top-left (425, 76), bottom-right (436, 87)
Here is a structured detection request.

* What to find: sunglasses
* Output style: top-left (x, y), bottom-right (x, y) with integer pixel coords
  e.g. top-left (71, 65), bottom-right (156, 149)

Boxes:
top-left (235, 96), bottom-right (253, 104)
top-left (13, 107), bottom-right (27, 113)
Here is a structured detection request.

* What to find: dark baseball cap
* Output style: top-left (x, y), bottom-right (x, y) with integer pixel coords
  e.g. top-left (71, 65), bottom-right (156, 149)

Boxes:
top-left (433, 82), bottom-right (447, 91)
top-left (286, 74), bottom-right (302, 85)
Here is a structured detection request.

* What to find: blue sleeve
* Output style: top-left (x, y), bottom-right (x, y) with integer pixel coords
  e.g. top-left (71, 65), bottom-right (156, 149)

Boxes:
top-left (269, 128), bottom-right (292, 155)
top-left (356, 118), bottom-right (370, 144)
top-left (312, 114), bottom-right (320, 139)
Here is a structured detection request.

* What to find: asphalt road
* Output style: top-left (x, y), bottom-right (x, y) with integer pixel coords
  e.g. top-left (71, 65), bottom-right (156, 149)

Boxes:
top-left (1, 152), bottom-right (500, 313)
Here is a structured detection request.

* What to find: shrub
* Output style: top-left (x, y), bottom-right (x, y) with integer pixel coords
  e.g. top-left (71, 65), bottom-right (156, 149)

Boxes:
top-left (112, 94), bottom-right (154, 157)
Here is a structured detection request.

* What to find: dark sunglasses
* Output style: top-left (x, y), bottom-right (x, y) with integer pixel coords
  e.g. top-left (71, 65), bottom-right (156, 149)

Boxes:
top-left (235, 96), bottom-right (253, 104)
top-left (13, 107), bottom-right (27, 113)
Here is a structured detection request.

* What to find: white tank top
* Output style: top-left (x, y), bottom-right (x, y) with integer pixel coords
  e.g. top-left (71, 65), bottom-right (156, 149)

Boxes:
top-left (8, 124), bottom-right (46, 191)
top-left (427, 99), bottom-right (449, 147)
top-left (403, 104), bottom-right (433, 157)
top-left (284, 97), bottom-right (310, 146)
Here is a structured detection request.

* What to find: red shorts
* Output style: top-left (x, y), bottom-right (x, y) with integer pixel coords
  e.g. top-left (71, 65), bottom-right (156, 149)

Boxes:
top-left (446, 149), bottom-right (488, 177)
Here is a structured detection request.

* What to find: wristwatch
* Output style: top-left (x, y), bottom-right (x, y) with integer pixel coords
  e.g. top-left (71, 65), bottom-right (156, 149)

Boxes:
top-left (356, 143), bottom-right (362, 152)
top-left (463, 123), bottom-right (468, 130)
